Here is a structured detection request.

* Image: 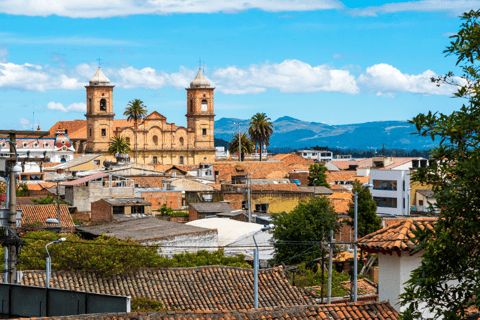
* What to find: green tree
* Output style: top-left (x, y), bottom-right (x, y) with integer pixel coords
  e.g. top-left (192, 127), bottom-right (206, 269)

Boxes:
top-left (345, 180), bottom-right (381, 238)
top-left (248, 112), bottom-right (274, 162)
top-left (270, 196), bottom-right (338, 267)
top-left (31, 194), bottom-right (69, 205)
top-left (307, 163), bottom-right (330, 188)
top-left (124, 99), bottom-right (148, 164)
top-left (228, 133), bottom-right (254, 161)
top-left (108, 135), bottom-right (131, 155)
top-left (399, 10), bottom-right (480, 320)
top-left (16, 183), bottom-right (29, 197)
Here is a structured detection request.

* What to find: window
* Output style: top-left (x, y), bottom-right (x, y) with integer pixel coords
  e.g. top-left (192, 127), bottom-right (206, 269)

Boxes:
top-left (89, 129), bottom-right (92, 137)
top-left (373, 180), bottom-right (397, 191)
top-left (100, 98), bottom-right (106, 111)
top-left (101, 129), bottom-right (106, 136)
top-left (89, 99), bottom-right (92, 111)
top-left (153, 156), bottom-right (158, 164)
top-left (403, 181), bottom-right (405, 191)
top-left (373, 197), bottom-right (397, 208)
top-left (202, 128), bottom-right (207, 136)
top-left (30, 174), bottom-right (42, 181)
top-left (419, 199), bottom-right (424, 206)
top-left (179, 137), bottom-right (184, 146)
top-left (131, 206), bottom-right (145, 214)
top-left (201, 99), bottom-right (208, 111)
top-left (21, 175), bottom-right (28, 181)
top-left (44, 143), bottom-right (49, 148)
top-left (153, 135), bottom-right (158, 145)
top-left (60, 157), bottom-right (67, 163)
top-left (94, 160), bottom-right (100, 165)
top-left (179, 156), bottom-right (184, 165)
top-left (190, 100), bottom-right (193, 113)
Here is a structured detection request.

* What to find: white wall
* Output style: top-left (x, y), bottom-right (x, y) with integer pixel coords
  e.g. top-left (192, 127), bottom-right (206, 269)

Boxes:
top-left (378, 254), bottom-right (402, 311)
top-left (370, 169), bottom-right (410, 215)
top-left (143, 230), bottom-right (218, 255)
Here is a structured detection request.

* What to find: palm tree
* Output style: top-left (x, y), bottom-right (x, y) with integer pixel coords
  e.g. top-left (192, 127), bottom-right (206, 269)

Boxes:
top-left (248, 112), bottom-right (274, 161)
top-left (229, 133), bottom-right (254, 161)
top-left (108, 135), bottom-right (131, 155)
top-left (124, 99), bottom-right (148, 163)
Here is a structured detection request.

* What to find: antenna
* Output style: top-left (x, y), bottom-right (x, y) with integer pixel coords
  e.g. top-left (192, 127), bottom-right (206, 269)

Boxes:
top-left (97, 58), bottom-right (102, 66)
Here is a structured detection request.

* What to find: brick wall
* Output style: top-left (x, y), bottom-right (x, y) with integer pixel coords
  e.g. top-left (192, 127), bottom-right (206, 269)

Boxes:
top-left (336, 217), bottom-right (353, 243)
top-left (130, 176), bottom-right (168, 188)
top-left (289, 172), bottom-right (309, 186)
top-left (139, 191), bottom-right (182, 210)
top-left (91, 200), bottom-right (113, 222)
top-left (223, 193), bottom-right (244, 210)
top-left (189, 206), bottom-right (199, 221)
top-left (72, 211), bottom-right (91, 222)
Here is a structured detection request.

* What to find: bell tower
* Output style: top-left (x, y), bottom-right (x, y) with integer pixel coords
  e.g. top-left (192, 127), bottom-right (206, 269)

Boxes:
top-left (186, 68), bottom-right (215, 150)
top-left (85, 67), bottom-right (115, 153)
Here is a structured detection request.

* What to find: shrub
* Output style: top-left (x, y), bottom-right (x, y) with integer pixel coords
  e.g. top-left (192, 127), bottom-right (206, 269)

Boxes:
top-left (131, 297), bottom-right (166, 312)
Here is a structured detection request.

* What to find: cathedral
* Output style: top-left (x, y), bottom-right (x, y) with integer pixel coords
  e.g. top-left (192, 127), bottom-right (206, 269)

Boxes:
top-left (48, 67), bottom-right (216, 165)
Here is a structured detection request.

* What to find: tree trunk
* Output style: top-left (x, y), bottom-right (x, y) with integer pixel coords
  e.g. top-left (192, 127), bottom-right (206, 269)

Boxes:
top-left (135, 119), bottom-right (138, 164)
top-left (259, 142), bottom-right (263, 162)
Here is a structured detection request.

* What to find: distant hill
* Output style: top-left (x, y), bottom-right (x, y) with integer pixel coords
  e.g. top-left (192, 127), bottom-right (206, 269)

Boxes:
top-left (214, 116), bottom-right (437, 150)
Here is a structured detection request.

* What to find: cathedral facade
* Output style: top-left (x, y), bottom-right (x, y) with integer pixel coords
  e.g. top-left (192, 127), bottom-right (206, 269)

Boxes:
top-left (50, 67), bottom-right (216, 166)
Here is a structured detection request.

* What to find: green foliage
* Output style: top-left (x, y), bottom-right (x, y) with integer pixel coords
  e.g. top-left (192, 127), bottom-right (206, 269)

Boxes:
top-left (17, 183), bottom-right (29, 197)
top-left (31, 194), bottom-right (69, 205)
top-left (124, 99), bottom-right (148, 162)
top-left (158, 204), bottom-right (188, 217)
top-left (248, 112), bottom-right (274, 161)
top-left (131, 297), bottom-right (166, 312)
top-left (399, 10), bottom-right (480, 320)
top-left (17, 231), bottom-right (250, 276)
top-left (307, 163), bottom-right (330, 188)
top-left (345, 180), bottom-right (382, 238)
top-left (228, 133), bottom-right (254, 161)
top-left (108, 135), bottom-right (131, 155)
top-left (294, 263), bottom-right (350, 298)
top-left (270, 196), bottom-right (338, 267)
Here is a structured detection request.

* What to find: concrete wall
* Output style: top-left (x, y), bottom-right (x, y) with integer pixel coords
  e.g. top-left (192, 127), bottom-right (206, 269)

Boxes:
top-left (370, 169), bottom-right (410, 215)
top-left (141, 230), bottom-right (218, 255)
top-left (68, 182), bottom-right (135, 212)
top-left (251, 191), bottom-right (311, 213)
top-left (378, 254), bottom-right (402, 311)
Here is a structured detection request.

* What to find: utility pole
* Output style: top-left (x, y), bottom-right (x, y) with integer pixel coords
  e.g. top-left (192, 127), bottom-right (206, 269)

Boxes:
top-left (327, 230), bottom-right (334, 304)
top-left (247, 173), bottom-right (252, 222)
top-left (7, 132), bottom-right (17, 284)
top-left (56, 180), bottom-right (61, 227)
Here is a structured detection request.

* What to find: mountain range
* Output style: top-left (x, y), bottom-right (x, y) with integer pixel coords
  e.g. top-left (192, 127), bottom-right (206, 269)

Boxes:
top-left (214, 116), bottom-right (437, 150)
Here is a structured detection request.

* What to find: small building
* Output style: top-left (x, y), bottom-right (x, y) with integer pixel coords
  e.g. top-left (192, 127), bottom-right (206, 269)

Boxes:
top-left (189, 202), bottom-right (234, 221)
top-left (63, 173), bottom-right (135, 212)
top-left (296, 149), bottom-right (333, 162)
top-left (412, 189), bottom-right (437, 214)
top-left (19, 204), bottom-right (75, 231)
top-left (91, 198), bottom-right (152, 222)
top-left (162, 178), bottom-right (215, 192)
top-left (134, 188), bottom-right (182, 210)
top-left (77, 216), bottom-right (218, 255)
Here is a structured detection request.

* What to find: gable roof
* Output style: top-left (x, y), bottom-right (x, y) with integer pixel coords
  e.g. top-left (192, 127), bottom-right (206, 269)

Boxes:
top-left (77, 216), bottom-right (211, 241)
top-left (214, 162), bottom-right (290, 182)
top-left (11, 301), bottom-right (399, 320)
top-left (189, 202), bottom-right (234, 213)
top-left (19, 204), bottom-right (75, 229)
top-left (62, 172), bottom-right (109, 186)
top-left (12, 266), bottom-right (316, 311)
top-left (357, 218), bottom-right (437, 256)
top-left (416, 189), bottom-right (435, 198)
top-left (144, 111), bottom-right (166, 120)
top-left (269, 154), bottom-right (314, 166)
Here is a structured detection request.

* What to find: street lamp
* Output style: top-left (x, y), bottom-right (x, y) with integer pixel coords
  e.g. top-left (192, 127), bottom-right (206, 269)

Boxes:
top-left (252, 225), bottom-right (271, 309)
top-left (353, 182), bottom-right (373, 302)
top-left (45, 237), bottom-right (66, 288)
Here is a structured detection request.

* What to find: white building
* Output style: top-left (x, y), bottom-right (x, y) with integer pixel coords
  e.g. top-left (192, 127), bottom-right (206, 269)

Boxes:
top-left (368, 157), bottom-right (426, 216)
top-left (0, 128), bottom-right (75, 173)
top-left (297, 149), bottom-right (333, 162)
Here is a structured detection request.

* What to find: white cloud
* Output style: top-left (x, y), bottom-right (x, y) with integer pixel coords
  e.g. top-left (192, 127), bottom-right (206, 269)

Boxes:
top-left (211, 59), bottom-right (359, 94)
top-left (349, 0), bottom-right (480, 17)
top-left (18, 118), bottom-right (30, 129)
top-left (47, 101), bottom-right (86, 113)
top-left (0, 0), bottom-right (343, 18)
top-left (0, 45), bottom-right (7, 63)
top-left (0, 62), bottom-right (83, 92)
top-left (358, 63), bottom-right (457, 96)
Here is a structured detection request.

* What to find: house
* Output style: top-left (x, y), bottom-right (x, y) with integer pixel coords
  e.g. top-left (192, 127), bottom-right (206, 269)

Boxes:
top-left (12, 266), bottom-right (316, 311)
top-left (90, 198), bottom-right (152, 222)
top-left (298, 186), bottom-right (334, 196)
top-left (188, 202), bottom-right (234, 221)
top-left (134, 188), bottom-right (183, 210)
top-left (10, 301), bottom-right (399, 320)
top-left (162, 178), bottom-right (214, 192)
top-left (77, 216), bottom-right (217, 255)
top-left (296, 149), bottom-right (333, 162)
top-left (63, 173), bottom-right (135, 212)
top-left (412, 189), bottom-right (436, 214)
top-left (19, 204), bottom-right (75, 230)
top-left (357, 218), bottom-right (438, 314)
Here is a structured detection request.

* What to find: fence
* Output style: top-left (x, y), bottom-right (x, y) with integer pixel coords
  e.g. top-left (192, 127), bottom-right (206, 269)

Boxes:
top-left (0, 283), bottom-right (130, 318)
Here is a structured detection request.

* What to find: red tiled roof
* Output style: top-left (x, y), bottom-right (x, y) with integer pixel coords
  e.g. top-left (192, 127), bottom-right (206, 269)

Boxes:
top-left (12, 267), bottom-right (316, 311)
top-left (288, 163), bottom-right (311, 172)
top-left (357, 217), bottom-right (437, 255)
top-left (25, 182), bottom-right (55, 191)
top-left (251, 183), bottom-right (300, 191)
top-left (9, 301), bottom-right (399, 320)
top-left (330, 160), bottom-right (363, 170)
top-left (19, 204), bottom-right (75, 228)
top-left (62, 172), bottom-right (109, 186)
top-left (16, 196), bottom-right (46, 206)
top-left (214, 162), bottom-right (291, 182)
top-left (269, 154), bottom-right (314, 166)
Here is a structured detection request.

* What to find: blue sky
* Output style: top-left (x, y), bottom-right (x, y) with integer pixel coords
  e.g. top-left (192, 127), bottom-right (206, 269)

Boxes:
top-left (0, 0), bottom-right (475, 131)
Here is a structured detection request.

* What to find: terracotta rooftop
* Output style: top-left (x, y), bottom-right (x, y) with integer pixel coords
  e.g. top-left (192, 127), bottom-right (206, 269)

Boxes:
top-left (214, 162), bottom-right (291, 182)
top-left (251, 183), bottom-right (300, 192)
top-left (357, 218), bottom-right (438, 256)
top-left (19, 204), bottom-right (75, 229)
top-left (269, 154), bottom-right (314, 166)
top-left (9, 301), bottom-right (398, 320)
top-left (25, 182), bottom-right (55, 191)
top-left (10, 267), bottom-right (316, 311)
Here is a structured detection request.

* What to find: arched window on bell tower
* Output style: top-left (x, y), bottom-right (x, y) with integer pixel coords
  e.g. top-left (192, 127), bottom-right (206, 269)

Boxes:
top-left (190, 100), bottom-right (193, 113)
top-left (100, 99), bottom-right (106, 111)
top-left (201, 99), bottom-right (208, 112)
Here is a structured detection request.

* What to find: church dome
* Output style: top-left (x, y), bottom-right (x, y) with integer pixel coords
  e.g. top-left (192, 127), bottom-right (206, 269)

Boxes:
top-left (190, 68), bottom-right (211, 88)
top-left (89, 67), bottom-right (111, 86)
